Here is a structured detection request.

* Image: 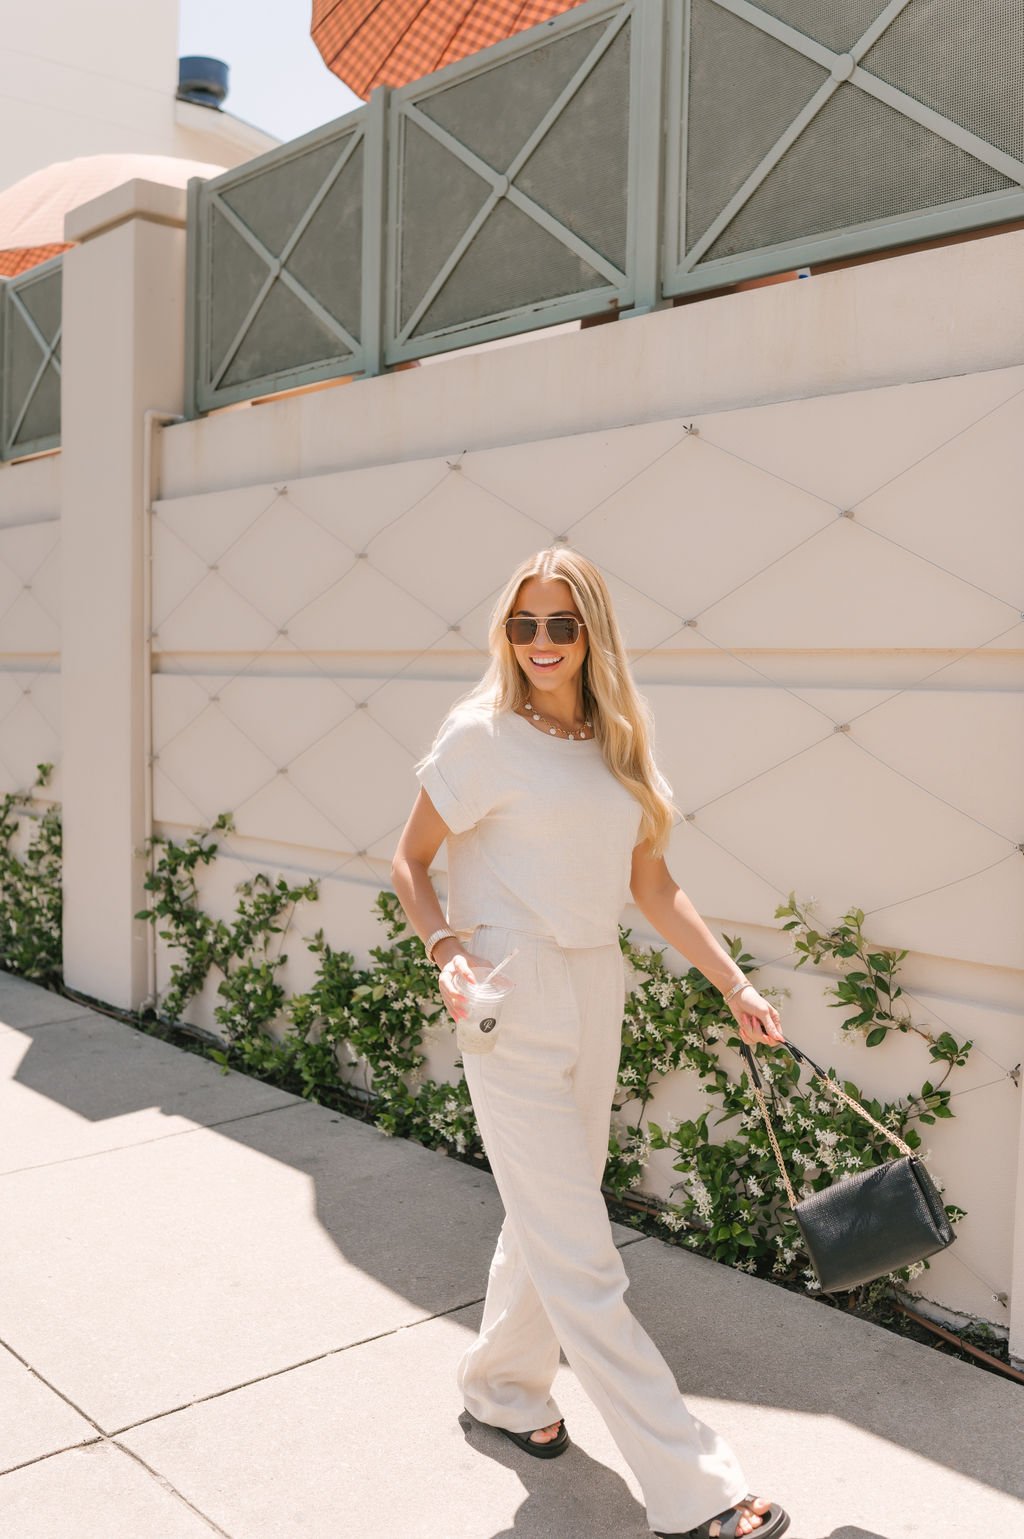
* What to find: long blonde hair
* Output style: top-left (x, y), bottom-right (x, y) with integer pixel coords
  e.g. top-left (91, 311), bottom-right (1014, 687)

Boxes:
top-left (418, 547), bottom-right (677, 856)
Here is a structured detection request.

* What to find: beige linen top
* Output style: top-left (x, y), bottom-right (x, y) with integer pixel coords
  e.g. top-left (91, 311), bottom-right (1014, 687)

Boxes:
top-left (415, 704), bottom-right (674, 947)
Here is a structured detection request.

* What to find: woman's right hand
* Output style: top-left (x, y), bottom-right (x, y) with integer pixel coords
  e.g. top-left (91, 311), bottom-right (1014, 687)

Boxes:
top-left (437, 951), bottom-right (495, 1022)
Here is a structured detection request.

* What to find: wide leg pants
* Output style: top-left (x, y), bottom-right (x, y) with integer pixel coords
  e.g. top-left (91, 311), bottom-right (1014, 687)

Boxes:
top-left (456, 924), bottom-right (749, 1536)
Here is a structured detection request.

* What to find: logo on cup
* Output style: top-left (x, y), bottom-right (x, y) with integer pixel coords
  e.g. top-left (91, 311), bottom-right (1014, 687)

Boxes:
top-left (480, 1017), bottom-right (497, 1032)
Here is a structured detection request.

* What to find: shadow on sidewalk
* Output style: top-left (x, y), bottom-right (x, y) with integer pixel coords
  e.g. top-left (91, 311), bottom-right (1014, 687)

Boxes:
top-left (2, 969), bottom-right (1021, 1530)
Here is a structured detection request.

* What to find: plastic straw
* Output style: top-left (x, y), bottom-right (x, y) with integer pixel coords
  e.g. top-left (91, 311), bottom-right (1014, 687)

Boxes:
top-left (481, 947), bottom-right (519, 986)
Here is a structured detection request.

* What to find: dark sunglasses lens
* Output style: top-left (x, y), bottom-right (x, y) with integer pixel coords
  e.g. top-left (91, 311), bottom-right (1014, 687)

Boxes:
top-left (546, 618), bottom-right (579, 644)
top-left (506, 618), bottom-right (537, 644)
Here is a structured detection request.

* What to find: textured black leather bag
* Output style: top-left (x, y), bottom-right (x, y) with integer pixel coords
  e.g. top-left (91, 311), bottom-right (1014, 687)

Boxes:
top-left (739, 1036), bottom-right (956, 1293)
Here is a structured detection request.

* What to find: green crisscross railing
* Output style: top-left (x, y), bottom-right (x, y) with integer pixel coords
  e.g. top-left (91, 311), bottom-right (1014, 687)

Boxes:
top-left (5, 0), bottom-right (1024, 436)
top-left (0, 255), bottom-right (63, 461)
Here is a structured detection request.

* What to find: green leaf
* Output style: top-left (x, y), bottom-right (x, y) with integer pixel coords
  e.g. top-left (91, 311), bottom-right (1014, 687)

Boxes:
top-left (865, 1027), bottom-right (887, 1047)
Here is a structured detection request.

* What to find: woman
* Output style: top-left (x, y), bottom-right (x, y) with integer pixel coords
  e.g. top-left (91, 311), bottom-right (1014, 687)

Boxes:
top-left (390, 548), bottom-right (789, 1539)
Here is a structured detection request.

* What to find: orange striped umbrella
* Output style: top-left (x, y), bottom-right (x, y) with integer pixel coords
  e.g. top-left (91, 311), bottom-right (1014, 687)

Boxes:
top-left (311, 0), bottom-right (589, 98)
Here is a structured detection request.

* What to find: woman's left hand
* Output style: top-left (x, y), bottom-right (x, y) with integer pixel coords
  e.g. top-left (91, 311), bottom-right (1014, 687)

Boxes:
top-left (728, 984), bottom-right (785, 1048)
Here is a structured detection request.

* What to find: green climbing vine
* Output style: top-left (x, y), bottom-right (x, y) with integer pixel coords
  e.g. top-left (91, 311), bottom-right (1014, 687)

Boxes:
top-left (2, 801), bottom-right (971, 1300)
top-left (132, 822), bottom-right (970, 1294)
top-left (606, 916), bottom-right (969, 1290)
top-left (134, 816), bottom-right (484, 1157)
top-left (0, 763), bottom-right (62, 988)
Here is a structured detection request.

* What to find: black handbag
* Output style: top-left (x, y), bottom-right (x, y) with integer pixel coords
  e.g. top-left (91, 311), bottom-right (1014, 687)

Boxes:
top-left (739, 1036), bottom-right (956, 1293)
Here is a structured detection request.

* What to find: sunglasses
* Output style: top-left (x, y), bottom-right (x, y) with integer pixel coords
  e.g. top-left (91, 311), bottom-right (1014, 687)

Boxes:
top-left (504, 615), bottom-right (586, 646)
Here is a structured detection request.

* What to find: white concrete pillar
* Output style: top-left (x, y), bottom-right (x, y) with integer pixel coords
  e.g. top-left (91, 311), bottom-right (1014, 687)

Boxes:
top-left (60, 180), bottom-right (187, 1008)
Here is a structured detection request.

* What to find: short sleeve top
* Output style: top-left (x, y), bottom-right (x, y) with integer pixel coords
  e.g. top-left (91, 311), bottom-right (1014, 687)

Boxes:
top-left (415, 704), bottom-right (674, 947)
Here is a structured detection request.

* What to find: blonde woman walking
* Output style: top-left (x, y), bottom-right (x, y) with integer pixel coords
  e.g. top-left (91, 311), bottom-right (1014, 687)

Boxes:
top-left (391, 548), bottom-right (789, 1539)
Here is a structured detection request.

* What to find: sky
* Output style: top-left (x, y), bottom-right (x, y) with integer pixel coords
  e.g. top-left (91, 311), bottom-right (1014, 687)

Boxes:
top-left (178, 0), bottom-right (363, 145)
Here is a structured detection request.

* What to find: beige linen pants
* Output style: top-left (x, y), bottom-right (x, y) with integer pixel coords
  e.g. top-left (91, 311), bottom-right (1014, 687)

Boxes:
top-left (456, 923), bottom-right (749, 1536)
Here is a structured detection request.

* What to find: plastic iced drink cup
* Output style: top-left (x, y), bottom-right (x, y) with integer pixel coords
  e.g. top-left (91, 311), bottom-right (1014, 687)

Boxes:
top-left (456, 971), bottom-right (515, 1056)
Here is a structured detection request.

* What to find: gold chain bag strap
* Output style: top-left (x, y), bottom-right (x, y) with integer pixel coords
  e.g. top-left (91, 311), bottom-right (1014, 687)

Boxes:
top-left (739, 1036), bottom-right (956, 1293)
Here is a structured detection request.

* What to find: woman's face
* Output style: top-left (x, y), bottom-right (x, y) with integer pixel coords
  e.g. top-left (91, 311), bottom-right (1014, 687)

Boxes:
top-left (508, 575), bottom-right (589, 705)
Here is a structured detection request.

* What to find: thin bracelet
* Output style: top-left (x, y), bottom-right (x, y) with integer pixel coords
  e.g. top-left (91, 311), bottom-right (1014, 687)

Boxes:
top-left (722, 976), bottom-right (752, 1004)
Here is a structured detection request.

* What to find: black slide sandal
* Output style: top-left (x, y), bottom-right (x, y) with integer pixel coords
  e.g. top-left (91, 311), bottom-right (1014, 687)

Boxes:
top-left (655, 1495), bottom-right (790, 1538)
top-left (499, 1418), bottom-right (569, 1458)
top-left (464, 1409), bottom-right (571, 1459)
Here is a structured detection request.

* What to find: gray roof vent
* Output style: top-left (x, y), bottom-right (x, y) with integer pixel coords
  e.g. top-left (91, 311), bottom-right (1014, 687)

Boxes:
top-left (177, 57), bottom-right (229, 110)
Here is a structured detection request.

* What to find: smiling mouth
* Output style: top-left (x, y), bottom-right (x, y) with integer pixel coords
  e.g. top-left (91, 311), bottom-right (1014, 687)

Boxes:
top-left (530, 656), bottom-right (563, 668)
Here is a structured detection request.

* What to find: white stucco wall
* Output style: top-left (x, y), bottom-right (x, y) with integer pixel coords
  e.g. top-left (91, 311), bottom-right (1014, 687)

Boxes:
top-left (143, 232), bottom-right (1024, 1333)
top-left (0, 453), bottom-right (61, 805)
top-left (2, 178), bottom-right (1019, 1343)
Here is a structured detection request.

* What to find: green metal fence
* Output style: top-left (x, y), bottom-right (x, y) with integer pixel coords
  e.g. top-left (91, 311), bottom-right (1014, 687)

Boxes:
top-left (4, 0), bottom-right (1023, 436)
top-left (0, 256), bottom-right (63, 461)
top-left (185, 109), bottom-right (377, 415)
top-left (383, 0), bottom-right (653, 363)
top-left (663, 0), bottom-right (1024, 295)
top-left (187, 0), bottom-right (1024, 415)
top-left (187, 0), bottom-right (658, 412)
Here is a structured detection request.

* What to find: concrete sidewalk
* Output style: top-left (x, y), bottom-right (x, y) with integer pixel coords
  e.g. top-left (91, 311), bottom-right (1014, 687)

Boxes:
top-left (0, 968), bottom-right (1020, 1539)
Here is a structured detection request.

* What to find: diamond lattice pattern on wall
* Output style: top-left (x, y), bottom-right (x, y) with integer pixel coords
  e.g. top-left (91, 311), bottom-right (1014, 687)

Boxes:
top-left (0, 516), bottom-right (61, 793)
top-left (151, 364), bottom-right (1024, 977)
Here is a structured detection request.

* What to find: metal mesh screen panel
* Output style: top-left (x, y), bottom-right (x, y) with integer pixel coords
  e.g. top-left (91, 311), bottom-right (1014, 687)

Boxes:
top-left (754, 0), bottom-right (893, 52)
top-left (414, 196), bottom-right (607, 336)
top-left (686, 0), bottom-right (828, 252)
top-left (414, 21), bottom-right (607, 172)
top-left (288, 141), bottom-right (364, 343)
top-left (18, 268), bottom-right (61, 338)
top-left (222, 280), bottom-right (347, 387)
top-left (398, 119), bottom-right (492, 331)
top-left (220, 138), bottom-right (350, 253)
top-left (208, 207), bottom-right (272, 375)
top-left (862, 0), bottom-right (1024, 163)
top-left (14, 361), bottom-right (59, 449)
top-left (7, 305), bottom-right (40, 420)
top-left (516, 22), bottom-right (631, 270)
top-left (702, 81), bottom-right (1012, 263)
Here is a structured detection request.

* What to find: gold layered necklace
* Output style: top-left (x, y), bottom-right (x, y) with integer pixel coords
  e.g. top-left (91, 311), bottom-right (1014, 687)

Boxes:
top-left (520, 698), bottom-right (594, 740)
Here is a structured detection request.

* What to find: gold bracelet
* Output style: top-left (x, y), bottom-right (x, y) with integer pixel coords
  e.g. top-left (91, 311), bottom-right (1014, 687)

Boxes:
top-left (722, 976), bottom-right (750, 1004)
